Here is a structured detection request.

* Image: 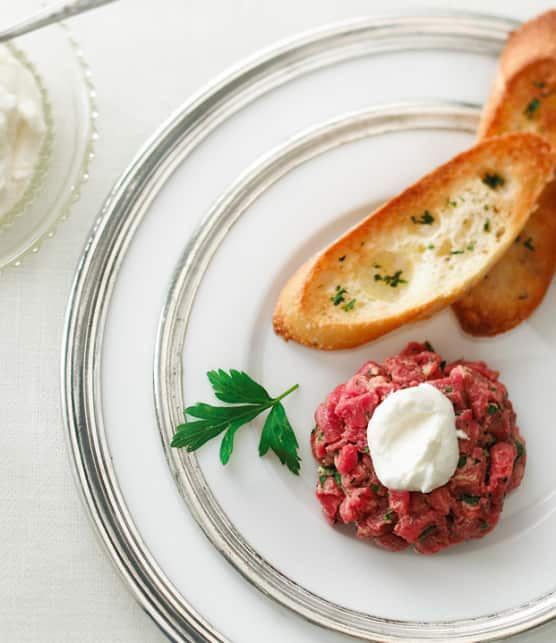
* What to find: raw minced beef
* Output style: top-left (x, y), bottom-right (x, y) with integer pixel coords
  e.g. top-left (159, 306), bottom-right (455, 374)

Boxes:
top-left (311, 341), bottom-right (526, 554)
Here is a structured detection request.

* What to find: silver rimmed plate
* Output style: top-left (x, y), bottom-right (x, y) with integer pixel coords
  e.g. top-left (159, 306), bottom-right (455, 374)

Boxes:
top-left (63, 12), bottom-right (556, 643)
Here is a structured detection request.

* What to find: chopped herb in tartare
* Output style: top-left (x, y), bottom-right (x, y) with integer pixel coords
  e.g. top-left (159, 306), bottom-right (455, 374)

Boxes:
top-left (459, 494), bottom-right (481, 506)
top-left (312, 341), bottom-right (526, 554)
top-left (488, 403), bottom-right (499, 415)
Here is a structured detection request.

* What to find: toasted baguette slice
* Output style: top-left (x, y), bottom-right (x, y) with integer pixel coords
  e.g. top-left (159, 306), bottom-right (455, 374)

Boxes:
top-left (273, 133), bottom-right (554, 350)
top-left (453, 10), bottom-right (556, 336)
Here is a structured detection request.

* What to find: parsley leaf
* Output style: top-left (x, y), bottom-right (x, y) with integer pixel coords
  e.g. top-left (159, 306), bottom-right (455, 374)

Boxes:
top-left (207, 369), bottom-right (271, 404)
top-left (171, 370), bottom-right (300, 475)
top-left (259, 401), bottom-right (301, 475)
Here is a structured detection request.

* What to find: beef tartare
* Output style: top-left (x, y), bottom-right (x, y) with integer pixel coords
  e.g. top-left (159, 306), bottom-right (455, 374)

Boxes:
top-left (311, 341), bottom-right (526, 554)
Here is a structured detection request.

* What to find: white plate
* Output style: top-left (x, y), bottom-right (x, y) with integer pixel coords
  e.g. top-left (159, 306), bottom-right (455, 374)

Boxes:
top-left (63, 12), bottom-right (556, 642)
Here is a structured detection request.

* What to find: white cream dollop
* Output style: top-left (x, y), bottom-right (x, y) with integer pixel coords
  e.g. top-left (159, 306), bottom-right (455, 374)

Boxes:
top-left (0, 46), bottom-right (46, 218)
top-left (367, 383), bottom-right (460, 493)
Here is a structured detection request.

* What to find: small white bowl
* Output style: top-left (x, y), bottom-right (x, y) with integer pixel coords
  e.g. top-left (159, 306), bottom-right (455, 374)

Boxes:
top-left (0, 23), bottom-right (97, 270)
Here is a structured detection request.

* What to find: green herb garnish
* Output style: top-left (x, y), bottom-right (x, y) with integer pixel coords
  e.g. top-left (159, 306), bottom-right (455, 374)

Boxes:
top-left (439, 360), bottom-right (446, 371)
top-left (411, 210), bottom-right (434, 225)
top-left (171, 369), bottom-right (300, 474)
top-left (318, 465), bottom-right (335, 486)
top-left (334, 471), bottom-right (343, 487)
top-left (445, 386), bottom-right (453, 393)
top-left (374, 269), bottom-right (408, 287)
top-left (487, 403), bottom-right (499, 416)
top-left (386, 271), bottom-right (407, 287)
top-left (372, 484), bottom-right (380, 493)
top-left (459, 494), bottom-right (481, 506)
top-left (384, 508), bottom-right (394, 523)
top-left (427, 244), bottom-right (435, 250)
top-left (482, 173), bottom-right (505, 189)
top-left (342, 298), bottom-right (356, 312)
top-left (514, 439), bottom-right (524, 461)
top-left (523, 237), bottom-right (535, 251)
top-left (331, 286), bottom-right (347, 305)
top-left (524, 97), bottom-right (541, 118)
top-left (466, 242), bottom-right (476, 251)
top-left (419, 524), bottom-right (437, 541)
top-left (484, 218), bottom-right (491, 232)
top-left (450, 249), bottom-right (465, 255)
top-left (424, 341), bottom-right (435, 352)
top-left (533, 81), bottom-right (546, 89)
top-left (457, 455), bottom-right (467, 468)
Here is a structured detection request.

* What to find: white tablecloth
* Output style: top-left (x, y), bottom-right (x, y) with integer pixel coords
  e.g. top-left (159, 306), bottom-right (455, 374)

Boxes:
top-left (1, 0), bottom-right (554, 640)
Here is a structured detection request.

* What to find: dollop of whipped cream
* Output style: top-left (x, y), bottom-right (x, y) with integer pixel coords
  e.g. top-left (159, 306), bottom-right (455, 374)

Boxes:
top-left (367, 383), bottom-right (462, 493)
top-left (0, 46), bottom-right (46, 218)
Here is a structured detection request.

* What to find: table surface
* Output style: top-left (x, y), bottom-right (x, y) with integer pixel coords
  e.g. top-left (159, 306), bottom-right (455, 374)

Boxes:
top-left (2, 0), bottom-right (556, 641)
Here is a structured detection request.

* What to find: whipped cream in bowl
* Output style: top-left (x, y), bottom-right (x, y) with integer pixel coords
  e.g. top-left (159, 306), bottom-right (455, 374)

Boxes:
top-left (0, 44), bottom-right (50, 226)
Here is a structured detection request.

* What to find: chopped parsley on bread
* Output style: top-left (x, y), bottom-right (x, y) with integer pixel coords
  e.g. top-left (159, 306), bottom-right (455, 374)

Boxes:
top-left (274, 133), bottom-right (554, 349)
